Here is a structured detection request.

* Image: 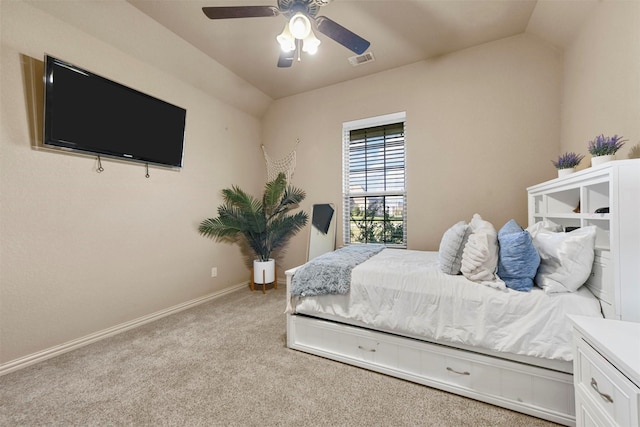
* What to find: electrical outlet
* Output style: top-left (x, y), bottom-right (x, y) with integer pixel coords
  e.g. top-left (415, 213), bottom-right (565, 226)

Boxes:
top-left (211, 267), bottom-right (217, 278)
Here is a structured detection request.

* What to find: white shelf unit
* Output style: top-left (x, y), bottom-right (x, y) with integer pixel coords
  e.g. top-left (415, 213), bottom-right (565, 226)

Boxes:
top-left (527, 159), bottom-right (640, 322)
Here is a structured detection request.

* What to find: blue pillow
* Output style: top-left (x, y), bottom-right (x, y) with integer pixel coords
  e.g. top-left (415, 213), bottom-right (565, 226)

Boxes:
top-left (497, 220), bottom-right (540, 292)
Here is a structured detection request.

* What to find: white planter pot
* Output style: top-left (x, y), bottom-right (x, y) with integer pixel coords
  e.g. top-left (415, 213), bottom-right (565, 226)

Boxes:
top-left (557, 168), bottom-right (575, 178)
top-left (253, 259), bottom-right (275, 284)
top-left (591, 154), bottom-right (615, 167)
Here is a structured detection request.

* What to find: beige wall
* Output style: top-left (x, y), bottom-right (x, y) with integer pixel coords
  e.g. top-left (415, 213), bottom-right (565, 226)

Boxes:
top-left (561, 0), bottom-right (640, 166)
top-left (3, 0), bottom-right (637, 372)
top-left (262, 34), bottom-right (563, 272)
top-left (1, 2), bottom-right (265, 365)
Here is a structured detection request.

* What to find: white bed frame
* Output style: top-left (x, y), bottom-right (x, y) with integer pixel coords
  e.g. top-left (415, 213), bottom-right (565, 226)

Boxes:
top-left (286, 268), bottom-right (582, 426)
top-left (285, 162), bottom-right (640, 426)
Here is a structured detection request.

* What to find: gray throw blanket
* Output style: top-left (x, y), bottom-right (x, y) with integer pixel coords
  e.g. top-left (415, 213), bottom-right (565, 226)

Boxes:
top-left (290, 244), bottom-right (385, 297)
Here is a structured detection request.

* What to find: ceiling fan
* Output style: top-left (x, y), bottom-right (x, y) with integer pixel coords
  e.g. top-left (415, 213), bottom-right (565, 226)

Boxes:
top-left (202, 0), bottom-right (370, 68)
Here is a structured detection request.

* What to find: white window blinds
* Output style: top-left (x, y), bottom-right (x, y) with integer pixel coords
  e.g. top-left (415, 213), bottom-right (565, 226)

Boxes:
top-left (342, 112), bottom-right (407, 247)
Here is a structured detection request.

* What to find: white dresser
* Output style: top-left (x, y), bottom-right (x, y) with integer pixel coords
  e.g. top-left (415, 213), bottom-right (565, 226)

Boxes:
top-left (569, 315), bottom-right (640, 426)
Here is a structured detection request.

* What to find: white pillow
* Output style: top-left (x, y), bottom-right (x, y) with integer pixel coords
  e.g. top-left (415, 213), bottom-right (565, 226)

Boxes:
top-left (526, 220), bottom-right (563, 238)
top-left (532, 226), bottom-right (597, 293)
top-left (461, 214), bottom-right (502, 286)
top-left (438, 221), bottom-right (470, 275)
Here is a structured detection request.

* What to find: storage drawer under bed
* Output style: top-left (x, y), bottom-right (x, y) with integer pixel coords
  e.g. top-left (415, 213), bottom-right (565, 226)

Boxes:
top-left (287, 314), bottom-right (575, 425)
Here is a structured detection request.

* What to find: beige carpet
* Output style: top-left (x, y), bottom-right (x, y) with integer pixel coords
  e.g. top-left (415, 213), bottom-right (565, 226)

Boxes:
top-left (0, 286), bottom-right (559, 426)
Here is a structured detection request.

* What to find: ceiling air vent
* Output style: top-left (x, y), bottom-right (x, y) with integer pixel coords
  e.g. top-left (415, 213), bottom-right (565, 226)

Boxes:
top-left (348, 52), bottom-right (375, 67)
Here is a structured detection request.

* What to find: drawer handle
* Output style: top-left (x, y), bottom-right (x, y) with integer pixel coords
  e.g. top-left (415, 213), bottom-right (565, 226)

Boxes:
top-left (590, 378), bottom-right (614, 403)
top-left (446, 367), bottom-right (471, 376)
top-left (358, 345), bottom-right (376, 352)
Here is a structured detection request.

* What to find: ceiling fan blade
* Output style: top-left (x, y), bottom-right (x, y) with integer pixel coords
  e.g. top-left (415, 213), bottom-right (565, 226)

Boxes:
top-left (202, 6), bottom-right (279, 19)
top-left (277, 50), bottom-right (294, 68)
top-left (315, 16), bottom-right (370, 55)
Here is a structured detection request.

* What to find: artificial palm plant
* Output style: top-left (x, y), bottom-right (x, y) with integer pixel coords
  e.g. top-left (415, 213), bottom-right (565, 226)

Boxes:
top-left (198, 172), bottom-right (308, 262)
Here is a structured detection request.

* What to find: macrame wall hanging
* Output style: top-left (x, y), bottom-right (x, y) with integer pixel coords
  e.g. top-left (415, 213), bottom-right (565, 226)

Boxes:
top-left (261, 139), bottom-right (299, 183)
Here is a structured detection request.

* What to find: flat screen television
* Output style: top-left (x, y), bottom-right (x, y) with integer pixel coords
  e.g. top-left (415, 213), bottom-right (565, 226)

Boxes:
top-left (43, 55), bottom-right (186, 168)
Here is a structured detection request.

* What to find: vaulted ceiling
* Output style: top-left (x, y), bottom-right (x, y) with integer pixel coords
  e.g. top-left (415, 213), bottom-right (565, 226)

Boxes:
top-left (127, 0), bottom-right (596, 99)
top-left (26, 0), bottom-right (598, 109)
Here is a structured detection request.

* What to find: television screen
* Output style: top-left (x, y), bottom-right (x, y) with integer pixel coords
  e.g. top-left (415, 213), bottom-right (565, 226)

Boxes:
top-left (312, 204), bottom-right (334, 235)
top-left (43, 55), bottom-right (186, 168)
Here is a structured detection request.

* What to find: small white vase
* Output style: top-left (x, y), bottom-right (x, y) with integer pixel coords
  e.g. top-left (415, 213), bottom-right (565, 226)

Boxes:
top-left (591, 154), bottom-right (615, 167)
top-left (253, 259), bottom-right (275, 284)
top-left (557, 168), bottom-right (575, 178)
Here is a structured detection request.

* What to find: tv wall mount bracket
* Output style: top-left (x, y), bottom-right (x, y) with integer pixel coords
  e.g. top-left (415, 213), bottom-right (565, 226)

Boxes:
top-left (95, 155), bottom-right (151, 178)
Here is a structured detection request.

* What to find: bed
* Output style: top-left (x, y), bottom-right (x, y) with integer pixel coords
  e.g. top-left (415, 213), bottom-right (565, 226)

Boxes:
top-left (285, 216), bottom-right (607, 426)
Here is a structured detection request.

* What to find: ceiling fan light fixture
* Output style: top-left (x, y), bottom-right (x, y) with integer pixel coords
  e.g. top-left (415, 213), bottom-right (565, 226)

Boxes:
top-left (288, 12), bottom-right (312, 39)
top-left (203, 2), bottom-right (371, 68)
top-left (276, 25), bottom-right (296, 52)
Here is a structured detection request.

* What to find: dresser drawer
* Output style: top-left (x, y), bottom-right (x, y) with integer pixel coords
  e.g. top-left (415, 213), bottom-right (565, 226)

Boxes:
top-left (577, 385), bottom-right (616, 427)
top-left (575, 337), bottom-right (639, 426)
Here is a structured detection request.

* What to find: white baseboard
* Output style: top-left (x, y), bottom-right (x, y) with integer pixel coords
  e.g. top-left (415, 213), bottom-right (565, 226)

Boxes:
top-left (0, 282), bottom-right (248, 376)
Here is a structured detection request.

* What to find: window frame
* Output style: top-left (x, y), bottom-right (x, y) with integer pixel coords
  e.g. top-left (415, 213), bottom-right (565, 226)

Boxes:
top-left (342, 112), bottom-right (407, 248)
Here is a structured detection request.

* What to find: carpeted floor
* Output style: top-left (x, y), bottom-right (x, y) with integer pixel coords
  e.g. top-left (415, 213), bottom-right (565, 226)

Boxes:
top-left (0, 286), bottom-right (559, 426)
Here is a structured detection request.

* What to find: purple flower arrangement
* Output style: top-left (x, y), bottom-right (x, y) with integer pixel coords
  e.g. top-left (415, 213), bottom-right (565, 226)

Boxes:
top-left (587, 134), bottom-right (627, 156)
top-left (552, 152), bottom-right (584, 169)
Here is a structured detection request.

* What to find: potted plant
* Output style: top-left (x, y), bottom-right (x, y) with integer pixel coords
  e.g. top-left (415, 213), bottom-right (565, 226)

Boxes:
top-left (198, 172), bottom-right (308, 290)
top-left (588, 134), bottom-right (627, 166)
top-left (552, 152), bottom-right (584, 177)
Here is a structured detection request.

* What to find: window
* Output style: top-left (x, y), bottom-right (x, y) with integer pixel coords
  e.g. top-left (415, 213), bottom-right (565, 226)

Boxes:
top-left (342, 112), bottom-right (406, 247)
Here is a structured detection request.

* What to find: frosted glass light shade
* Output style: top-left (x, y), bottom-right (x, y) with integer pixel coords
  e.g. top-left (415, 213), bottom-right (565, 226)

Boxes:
top-left (276, 26), bottom-right (295, 52)
top-left (289, 13), bottom-right (311, 39)
top-left (302, 32), bottom-right (321, 54)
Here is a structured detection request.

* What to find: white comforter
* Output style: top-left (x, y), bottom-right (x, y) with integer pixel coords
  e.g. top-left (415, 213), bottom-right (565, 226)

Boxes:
top-left (293, 249), bottom-right (603, 361)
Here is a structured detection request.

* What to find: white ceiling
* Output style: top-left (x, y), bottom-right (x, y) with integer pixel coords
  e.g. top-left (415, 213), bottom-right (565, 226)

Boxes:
top-left (26, 0), bottom-right (598, 108)
top-left (128, 0), bottom-right (540, 99)
top-left (126, 0), bottom-right (598, 100)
